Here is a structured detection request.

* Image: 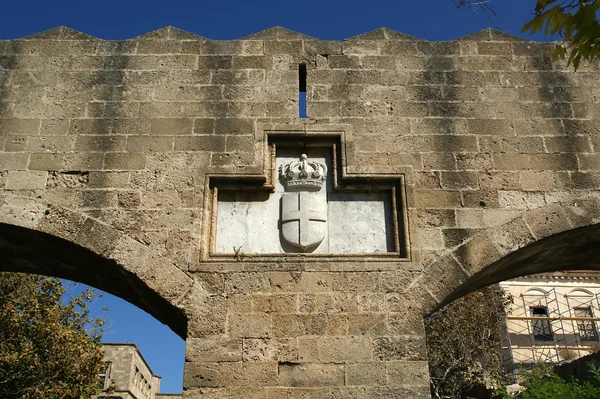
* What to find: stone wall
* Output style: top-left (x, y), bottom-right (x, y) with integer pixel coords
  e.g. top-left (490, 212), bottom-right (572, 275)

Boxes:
top-left (103, 343), bottom-right (161, 399)
top-left (1, 25), bottom-right (599, 398)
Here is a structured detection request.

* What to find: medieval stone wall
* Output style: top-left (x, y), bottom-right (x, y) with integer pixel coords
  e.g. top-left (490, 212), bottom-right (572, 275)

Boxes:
top-left (1, 25), bottom-right (600, 398)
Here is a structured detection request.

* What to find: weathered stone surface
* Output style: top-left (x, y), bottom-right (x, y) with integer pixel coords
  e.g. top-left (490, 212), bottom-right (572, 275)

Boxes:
top-left (278, 363), bottom-right (345, 387)
top-left (1, 25), bottom-right (599, 398)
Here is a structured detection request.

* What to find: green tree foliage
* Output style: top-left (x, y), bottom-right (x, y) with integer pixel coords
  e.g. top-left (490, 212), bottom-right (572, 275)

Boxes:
top-left (426, 286), bottom-right (512, 399)
top-left (0, 273), bottom-right (107, 399)
top-left (456, 0), bottom-right (600, 69)
top-left (503, 363), bottom-right (600, 398)
top-left (523, 1), bottom-right (600, 69)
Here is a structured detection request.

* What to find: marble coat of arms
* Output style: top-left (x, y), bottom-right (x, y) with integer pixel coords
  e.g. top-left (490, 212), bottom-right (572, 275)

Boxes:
top-left (279, 154), bottom-right (327, 252)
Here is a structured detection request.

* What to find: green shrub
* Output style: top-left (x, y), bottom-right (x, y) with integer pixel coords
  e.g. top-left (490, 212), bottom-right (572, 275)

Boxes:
top-left (505, 363), bottom-right (600, 399)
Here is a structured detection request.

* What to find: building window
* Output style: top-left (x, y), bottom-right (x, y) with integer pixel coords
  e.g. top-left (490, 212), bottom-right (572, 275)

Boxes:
top-left (99, 362), bottom-right (112, 390)
top-left (530, 306), bottom-right (554, 341)
top-left (574, 306), bottom-right (598, 342)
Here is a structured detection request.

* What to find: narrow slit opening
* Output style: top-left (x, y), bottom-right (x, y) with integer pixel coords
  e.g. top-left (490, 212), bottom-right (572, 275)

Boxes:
top-left (299, 64), bottom-right (307, 118)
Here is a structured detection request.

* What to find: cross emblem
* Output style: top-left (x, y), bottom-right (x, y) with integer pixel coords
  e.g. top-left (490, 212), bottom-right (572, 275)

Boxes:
top-left (281, 191), bottom-right (327, 252)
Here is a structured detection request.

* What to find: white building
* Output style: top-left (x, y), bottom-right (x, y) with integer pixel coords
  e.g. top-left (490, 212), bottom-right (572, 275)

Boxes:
top-left (500, 271), bottom-right (600, 379)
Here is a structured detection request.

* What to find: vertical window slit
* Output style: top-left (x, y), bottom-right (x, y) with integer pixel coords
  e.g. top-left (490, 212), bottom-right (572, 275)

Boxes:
top-left (299, 64), bottom-right (307, 118)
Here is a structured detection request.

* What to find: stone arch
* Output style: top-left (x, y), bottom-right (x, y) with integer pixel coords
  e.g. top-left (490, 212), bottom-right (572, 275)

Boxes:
top-left (567, 288), bottom-right (595, 297)
top-left (523, 288), bottom-right (550, 296)
top-left (422, 193), bottom-right (600, 315)
top-left (0, 194), bottom-right (194, 339)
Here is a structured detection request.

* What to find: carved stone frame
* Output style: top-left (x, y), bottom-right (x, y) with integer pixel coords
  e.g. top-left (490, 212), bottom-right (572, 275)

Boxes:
top-left (197, 128), bottom-right (412, 269)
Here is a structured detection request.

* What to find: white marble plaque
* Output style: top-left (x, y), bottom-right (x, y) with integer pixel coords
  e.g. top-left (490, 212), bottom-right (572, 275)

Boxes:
top-left (214, 149), bottom-right (394, 254)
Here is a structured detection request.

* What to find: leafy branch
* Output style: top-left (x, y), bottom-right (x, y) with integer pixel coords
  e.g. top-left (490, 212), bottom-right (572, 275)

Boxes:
top-left (523, 0), bottom-right (600, 69)
top-left (457, 0), bottom-right (600, 69)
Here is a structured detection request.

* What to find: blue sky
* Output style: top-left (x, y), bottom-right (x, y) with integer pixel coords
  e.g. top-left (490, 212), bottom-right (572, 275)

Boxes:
top-left (6, 0), bottom-right (553, 394)
top-left (1, 1), bottom-right (547, 42)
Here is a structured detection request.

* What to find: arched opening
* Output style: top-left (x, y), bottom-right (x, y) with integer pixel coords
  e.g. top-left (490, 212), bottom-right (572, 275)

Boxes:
top-left (0, 222), bottom-right (187, 339)
top-left (432, 222), bottom-right (600, 313)
top-left (425, 221), bottom-right (600, 398)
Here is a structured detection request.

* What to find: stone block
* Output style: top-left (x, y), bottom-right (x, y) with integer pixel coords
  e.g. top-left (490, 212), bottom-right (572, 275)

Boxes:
top-left (264, 41), bottom-right (303, 54)
top-left (312, 293), bottom-right (357, 314)
top-left (492, 154), bottom-right (531, 171)
top-left (117, 191), bottom-right (140, 208)
top-left (304, 40), bottom-right (342, 56)
top-left (373, 336), bottom-right (427, 361)
top-left (571, 171), bottom-right (600, 190)
top-left (225, 135), bottom-right (254, 152)
top-left (453, 232), bottom-right (502, 275)
top-left (242, 338), bottom-right (298, 363)
top-left (225, 273), bottom-right (271, 295)
top-left (467, 119), bottom-right (513, 135)
top-left (331, 272), bottom-right (378, 292)
top-left (72, 217), bottom-right (120, 256)
top-left (5, 170), bottom-right (47, 190)
top-left (490, 216), bottom-right (534, 256)
top-left (150, 118), bottom-right (193, 135)
top-left (232, 56), bottom-right (269, 69)
top-left (37, 204), bottom-right (86, 242)
top-left (77, 189), bottom-right (119, 208)
top-left (193, 118), bottom-right (215, 134)
top-left (523, 203), bottom-right (572, 240)
top-left (253, 294), bottom-right (297, 314)
top-left (184, 361), bottom-right (278, 388)
top-left (387, 361), bottom-right (430, 386)
top-left (413, 190), bottom-right (462, 208)
top-left (174, 136), bottom-right (225, 152)
top-left (440, 171), bottom-right (479, 190)
top-left (27, 136), bottom-right (75, 153)
top-left (197, 55), bottom-right (232, 69)
top-left (69, 118), bottom-right (151, 135)
top-left (462, 189), bottom-right (500, 208)
top-left (343, 40), bottom-right (379, 55)
top-left (346, 362), bottom-right (387, 386)
top-left (74, 135), bottom-right (127, 152)
top-left (214, 118), bottom-right (254, 135)
top-left (501, 137), bottom-right (545, 153)
top-left (418, 227), bottom-right (445, 250)
top-left (317, 336), bottom-right (374, 362)
top-left (272, 314), bottom-right (326, 337)
top-left (0, 118), bottom-right (40, 135)
top-left (278, 363), bottom-right (345, 387)
top-left (87, 171), bottom-right (129, 188)
top-left (184, 293), bottom-right (227, 338)
top-left (519, 171), bottom-right (555, 191)
top-left (4, 136), bottom-right (27, 152)
top-left (325, 314), bottom-right (349, 335)
top-left (545, 135), bottom-right (591, 153)
top-left (103, 153), bottom-right (147, 170)
top-left (136, 40), bottom-right (182, 54)
top-left (27, 153), bottom-right (64, 170)
top-left (348, 314), bottom-right (387, 335)
top-left (126, 135), bottom-right (173, 152)
top-left (529, 153), bottom-right (577, 171)
top-left (269, 272), bottom-right (333, 293)
top-left (229, 314), bottom-right (271, 338)
top-left (423, 255), bottom-right (469, 303)
top-left (477, 42), bottom-right (512, 56)
top-left (186, 337), bottom-right (243, 362)
top-left (327, 55), bottom-right (360, 69)
top-left (46, 171), bottom-right (89, 189)
top-left (578, 153), bottom-right (600, 170)
top-left (387, 312), bottom-right (425, 336)
top-left (455, 209), bottom-right (485, 228)
top-left (213, 70), bottom-right (265, 85)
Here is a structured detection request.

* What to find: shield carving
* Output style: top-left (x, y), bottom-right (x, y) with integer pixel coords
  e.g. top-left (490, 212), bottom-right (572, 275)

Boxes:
top-left (281, 191), bottom-right (327, 252)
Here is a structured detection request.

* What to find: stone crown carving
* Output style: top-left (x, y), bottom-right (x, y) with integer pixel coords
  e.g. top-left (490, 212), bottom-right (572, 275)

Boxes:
top-left (279, 154), bottom-right (327, 191)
